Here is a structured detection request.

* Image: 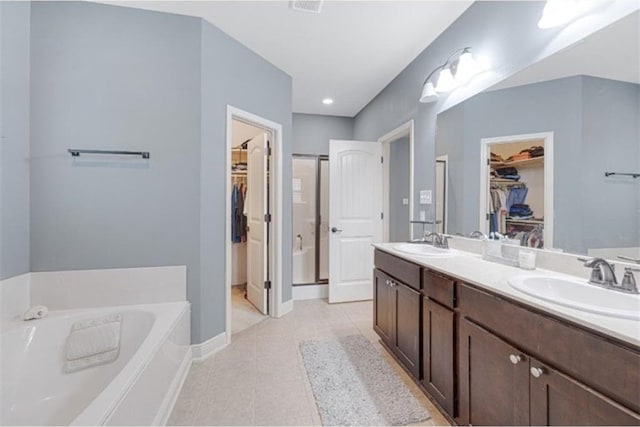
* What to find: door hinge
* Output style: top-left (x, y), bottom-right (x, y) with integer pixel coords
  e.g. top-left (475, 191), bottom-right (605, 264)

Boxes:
top-left (381, 212), bottom-right (384, 220)
top-left (486, 213), bottom-right (490, 221)
top-left (487, 158), bottom-right (490, 166)
top-left (381, 156), bottom-right (384, 164)
top-left (264, 213), bottom-right (272, 223)
top-left (264, 280), bottom-right (271, 289)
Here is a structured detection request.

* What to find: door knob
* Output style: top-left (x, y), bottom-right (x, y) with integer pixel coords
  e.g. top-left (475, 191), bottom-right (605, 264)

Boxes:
top-left (509, 354), bottom-right (524, 364)
top-left (331, 227), bottom-right (343, 233)
top-left (530, 367), bottom-right (546, 378)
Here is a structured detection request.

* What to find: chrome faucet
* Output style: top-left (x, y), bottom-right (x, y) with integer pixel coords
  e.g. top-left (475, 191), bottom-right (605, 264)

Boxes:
top-left (617, 256), bottom-right (640, 294)
top-left (424, 232), bottom-right (450, 249)
top-left (620, 267), bottom-right (640, 294)
top-left (468, 230), bottom-right (488, 240)
top-left (578, 257), bottom-right (618, 288)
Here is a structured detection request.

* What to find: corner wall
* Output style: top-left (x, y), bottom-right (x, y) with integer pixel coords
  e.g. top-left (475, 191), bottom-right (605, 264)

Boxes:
top-left (0, 1), bottom-right (31, 280)
top-left (292, 113), bottom-right (354, 155)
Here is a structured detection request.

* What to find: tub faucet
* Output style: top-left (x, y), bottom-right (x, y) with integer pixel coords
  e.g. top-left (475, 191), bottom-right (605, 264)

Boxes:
top-left (23, 305), bottom-right (48, 321)
top-left (578, 257), bottom-right (617, 288)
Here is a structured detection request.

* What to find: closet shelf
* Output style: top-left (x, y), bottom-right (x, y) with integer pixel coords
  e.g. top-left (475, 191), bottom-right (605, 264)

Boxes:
top-left (491, 156), bottom-right (544, 169)
top-left (506, 218), bottom-right (544, 225)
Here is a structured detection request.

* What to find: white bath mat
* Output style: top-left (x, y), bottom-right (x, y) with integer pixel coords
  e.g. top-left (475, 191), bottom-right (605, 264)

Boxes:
top-left (64, 313), bottom-right (122, 373)
top-left (300, 334), bottom-right (430, 426)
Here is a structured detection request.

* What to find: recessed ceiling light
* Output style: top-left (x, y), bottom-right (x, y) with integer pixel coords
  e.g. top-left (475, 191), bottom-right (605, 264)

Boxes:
top-left (322, 98), bottom-right (334, 105)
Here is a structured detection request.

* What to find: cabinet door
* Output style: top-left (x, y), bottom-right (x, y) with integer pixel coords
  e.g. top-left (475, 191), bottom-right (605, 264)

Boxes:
top-left (422, 297), bottom-right (455, 417)
top-left (373, 269), bottom-right (394, 345)
top-left (394, 281), bottom-right (421, 378)
top-left (529, 357), bottom-right (640, 426)
top-left (458, 319), bottom-right (529, 426)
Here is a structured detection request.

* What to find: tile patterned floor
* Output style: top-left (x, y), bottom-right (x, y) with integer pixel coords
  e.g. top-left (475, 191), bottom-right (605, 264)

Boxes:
top-left (168, 298), bottom-right (450, 426)
top-left (231, 285), bottom-right (266, 335)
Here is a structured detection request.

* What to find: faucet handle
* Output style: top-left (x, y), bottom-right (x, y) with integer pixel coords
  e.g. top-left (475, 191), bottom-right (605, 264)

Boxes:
top-left (621, 267), bottom-right (640, 294)
top-left (618, 255), bottom-right (640, 264)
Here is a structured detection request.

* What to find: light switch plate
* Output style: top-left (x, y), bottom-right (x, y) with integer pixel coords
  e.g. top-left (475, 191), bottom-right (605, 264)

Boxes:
top-left (419, 211), bottom-right (426, 221)
top-left (420, 190), bottom-right (432, 205)
top-left (402, 198), bottom-right (409, 205)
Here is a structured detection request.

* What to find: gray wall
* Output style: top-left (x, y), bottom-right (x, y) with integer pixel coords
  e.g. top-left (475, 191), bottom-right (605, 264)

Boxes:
top-left (28, 1), bottom-right (292, 344)
top-left (200, 20), bottom-right (293, 340)
top-left (389, 137), bottom-right (410, 242)
top-left (292, 113), bottom-right (353, 155)
top-left (352, 0), bottom-right (637, 231)
top-left (436, 76), bottom-right (639, 254)
top-left (0, 1), bottom-right (31, 280)
top-left (581, 77), bottom-right (640, 252)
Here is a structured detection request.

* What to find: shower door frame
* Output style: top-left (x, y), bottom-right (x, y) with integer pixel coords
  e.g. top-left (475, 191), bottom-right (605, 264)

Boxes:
top-left (292, 154), bottom-right (329, 286)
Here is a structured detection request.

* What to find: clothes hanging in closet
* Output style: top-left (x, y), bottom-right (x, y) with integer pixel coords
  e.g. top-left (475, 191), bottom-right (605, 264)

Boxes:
top-left (232, 182), bottom-right (247, 243)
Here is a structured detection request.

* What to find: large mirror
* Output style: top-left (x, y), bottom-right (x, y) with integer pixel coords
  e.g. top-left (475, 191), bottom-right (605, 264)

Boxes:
top-left (435, 11), bottom-right (639, 258)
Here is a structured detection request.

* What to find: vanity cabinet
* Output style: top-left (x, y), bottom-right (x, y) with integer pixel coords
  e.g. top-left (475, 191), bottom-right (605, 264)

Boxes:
top-left (373, 249), bottom-right (640, 426)
top-left (373, 251), bottom-right (422, 378)
top-left (421, 270), bottom-right (456, 417)
top-left (458, 283), bottom-right (640, 426)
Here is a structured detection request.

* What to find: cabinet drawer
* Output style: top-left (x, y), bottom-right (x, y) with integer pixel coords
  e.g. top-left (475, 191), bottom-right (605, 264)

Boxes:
top-left (422, 269), bottom-right (455, 308)
top-left (458, 283), bottom-right (640, 413)
top-left (375, 249), bottom-right (421, 291)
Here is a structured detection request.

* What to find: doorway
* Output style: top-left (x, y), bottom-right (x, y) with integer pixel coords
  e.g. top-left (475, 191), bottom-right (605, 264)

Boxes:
top-left (225, 106), bottom-right (285, 342)
top-left (379, 120), bottom-right (415, 242)
top-left (479, 132), bottom-right (554, 248)
top-left (292, 155), bottom-right (329, 286)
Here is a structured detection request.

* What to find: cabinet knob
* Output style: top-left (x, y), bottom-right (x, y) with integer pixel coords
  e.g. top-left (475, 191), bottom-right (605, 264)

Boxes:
top-left (509, 354), bottom-right (524, 364)
top-left (530, 366), bottom-right (546, 378)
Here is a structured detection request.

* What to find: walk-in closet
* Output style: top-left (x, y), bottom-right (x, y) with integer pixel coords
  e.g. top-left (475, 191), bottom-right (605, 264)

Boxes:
top-left (488, 139), bottom-right (546, 248)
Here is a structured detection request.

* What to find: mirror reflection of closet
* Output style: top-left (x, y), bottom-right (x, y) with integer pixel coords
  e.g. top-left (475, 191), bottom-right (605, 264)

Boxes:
top-left (292, 155), bottom-right (329, 286)
top-left (486, 138), bottom-right (546, 248)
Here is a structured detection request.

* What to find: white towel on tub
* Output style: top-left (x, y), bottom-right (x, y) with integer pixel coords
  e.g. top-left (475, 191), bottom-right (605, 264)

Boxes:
top-left (64, 313), bottom-right (122, 373)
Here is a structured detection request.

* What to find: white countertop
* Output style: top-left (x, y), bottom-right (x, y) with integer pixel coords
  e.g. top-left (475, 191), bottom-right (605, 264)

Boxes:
top-left (373, 242), bottom-right (640, 348)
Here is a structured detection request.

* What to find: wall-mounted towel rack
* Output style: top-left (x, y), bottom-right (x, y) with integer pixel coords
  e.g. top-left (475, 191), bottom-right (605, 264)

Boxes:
top-left (604, 172), bottom-right (639, 179)
top-left (68, 149), bottom-right (150, 159)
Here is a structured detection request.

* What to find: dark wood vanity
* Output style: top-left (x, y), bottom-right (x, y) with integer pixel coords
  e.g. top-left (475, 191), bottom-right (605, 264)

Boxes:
top-left (373, 248), bottom-right (640, 426)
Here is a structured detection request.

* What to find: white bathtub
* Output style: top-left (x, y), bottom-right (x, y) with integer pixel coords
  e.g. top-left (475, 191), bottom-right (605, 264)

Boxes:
top-left (0, 302), bottom-right (190, 426)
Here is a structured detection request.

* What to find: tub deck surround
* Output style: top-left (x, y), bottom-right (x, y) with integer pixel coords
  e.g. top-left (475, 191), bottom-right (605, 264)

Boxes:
top-left (372, 243), bottom-right (640, 348)
top-left (1, 302), bottom-right (190, 426)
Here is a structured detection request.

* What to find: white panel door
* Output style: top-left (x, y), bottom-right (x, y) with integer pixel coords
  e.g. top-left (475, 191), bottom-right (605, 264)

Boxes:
top-left (246, 133), bottom-right (268, 314)
top-left (329, 140), bottom-right (383, 303)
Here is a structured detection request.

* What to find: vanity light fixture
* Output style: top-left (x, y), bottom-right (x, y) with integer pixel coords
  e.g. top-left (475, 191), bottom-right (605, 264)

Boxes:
top-left (322, 98), bottom-right (334, 105)
top-left (538, 0), bottom-right (589, 29)
top-left (419, 47), bottom-right (486, 103)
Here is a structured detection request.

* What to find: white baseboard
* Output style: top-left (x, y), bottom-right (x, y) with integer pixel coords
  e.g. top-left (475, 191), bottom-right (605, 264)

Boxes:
top-left (293, 284), bottom-right (328, 300)
top-left (191, 331), bottom-right (228, 361)
top-left (276, 298), bottom-right (294, 317)
top-left (154, 349), bottom-right (192, 426)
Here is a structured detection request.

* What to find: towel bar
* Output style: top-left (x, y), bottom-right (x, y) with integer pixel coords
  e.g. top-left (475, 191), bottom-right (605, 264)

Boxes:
top-left (68, 149), bottom-right (150, 159)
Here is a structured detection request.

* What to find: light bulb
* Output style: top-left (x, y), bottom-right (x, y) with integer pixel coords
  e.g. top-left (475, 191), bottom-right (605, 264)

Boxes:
top-left (538, 0), bottom-right (582, 29)
top-left (322, 98), bottom-right (334, 105)
top-left (435, 68), bottom-right (456, 93)
top-left (454, 51), bottom-right (478, 85)
top-left (419, 81), bottom-right (438, 103)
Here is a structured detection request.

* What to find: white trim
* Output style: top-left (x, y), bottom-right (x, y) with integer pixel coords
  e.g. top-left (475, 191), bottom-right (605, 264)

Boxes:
top-left (191, 331), bottom-right (228, 361)
top-left (479, 132), bottom-right (554, 248)
top-left (225, 106), bottom-right (288, 344)
top-left (276, 298), bottom-right (294, 317)
top-left (378, 120), bottom-right (415, 241)
top-left (292, 284), bottom-right (328, 300)
top-left (153, 349), bottom-right (192, 426)
top-left (436, 155), bottom-right (449, 234)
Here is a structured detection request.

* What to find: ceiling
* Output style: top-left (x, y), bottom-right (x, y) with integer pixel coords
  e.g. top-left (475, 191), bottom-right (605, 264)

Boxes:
top-left (491, 10), bottom-right (640, 92)
top-left (232, 120), bottom-right (266, 148)
top-left (100, 1), bottom-right (473, 117)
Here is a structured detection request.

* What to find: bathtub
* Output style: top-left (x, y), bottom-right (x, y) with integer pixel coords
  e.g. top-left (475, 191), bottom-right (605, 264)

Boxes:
top-left (1, 302), bottom-right (190, 426)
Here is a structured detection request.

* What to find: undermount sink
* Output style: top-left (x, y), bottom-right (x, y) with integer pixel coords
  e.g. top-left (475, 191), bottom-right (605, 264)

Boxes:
top-left (508, 275), bottom-right (640, 320)
top-left (393, 243), bottom-right (458, 258)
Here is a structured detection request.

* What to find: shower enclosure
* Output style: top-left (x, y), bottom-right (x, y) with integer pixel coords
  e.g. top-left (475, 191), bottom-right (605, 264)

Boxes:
top-left (292, 155), bottom-right (329, 285)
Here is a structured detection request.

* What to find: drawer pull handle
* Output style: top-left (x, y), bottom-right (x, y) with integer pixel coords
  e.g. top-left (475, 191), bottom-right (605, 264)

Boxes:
top-left (530, 367), bottom-right (546, 378)
top-left (509, 354), bottom-right (524, 364)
